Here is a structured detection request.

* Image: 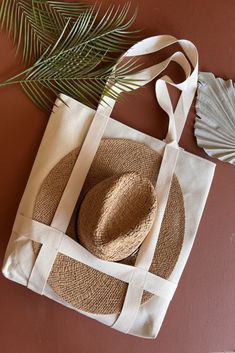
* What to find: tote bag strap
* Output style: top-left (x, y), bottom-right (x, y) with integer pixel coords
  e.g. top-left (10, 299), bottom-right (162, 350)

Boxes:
top-left (50, 35), bottom-right (198, 232)
top-left (110, 38), bottom-right (199, 333)
top-left (103, 35), bottom-right (198, 145)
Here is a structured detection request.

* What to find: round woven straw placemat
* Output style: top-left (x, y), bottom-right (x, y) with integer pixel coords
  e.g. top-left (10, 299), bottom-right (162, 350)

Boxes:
top-left (33, 138), bottom-right (185, 315)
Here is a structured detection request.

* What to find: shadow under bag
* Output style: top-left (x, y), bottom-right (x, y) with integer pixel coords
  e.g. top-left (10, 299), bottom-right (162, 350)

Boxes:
top-left (2, 35), bottom-right (215, 339)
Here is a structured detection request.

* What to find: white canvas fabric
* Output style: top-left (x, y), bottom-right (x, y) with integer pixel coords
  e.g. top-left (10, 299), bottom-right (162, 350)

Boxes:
top-left (2, 35), bottom-right (216, 339)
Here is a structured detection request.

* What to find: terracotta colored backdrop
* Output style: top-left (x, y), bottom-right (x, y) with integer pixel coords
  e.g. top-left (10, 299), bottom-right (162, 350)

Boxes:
top-left (0, 1), bottom-right (235, 353)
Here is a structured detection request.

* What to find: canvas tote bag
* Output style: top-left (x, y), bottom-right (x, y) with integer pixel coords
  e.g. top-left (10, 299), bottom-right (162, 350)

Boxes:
top-left (2, 35), bottom-right (216, 339)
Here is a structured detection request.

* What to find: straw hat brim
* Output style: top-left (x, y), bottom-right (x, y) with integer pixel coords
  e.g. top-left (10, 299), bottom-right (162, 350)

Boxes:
top-left (33, 139), bottom-right (185, 315)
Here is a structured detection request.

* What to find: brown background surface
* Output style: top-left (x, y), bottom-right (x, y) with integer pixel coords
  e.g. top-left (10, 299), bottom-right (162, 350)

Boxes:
top-left (0, 1), bottom-right (235, 353)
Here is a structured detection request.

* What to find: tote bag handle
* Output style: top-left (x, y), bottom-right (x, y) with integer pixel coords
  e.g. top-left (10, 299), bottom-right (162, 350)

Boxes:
top-left (98, 35), bottom-right (198, 145)
top-left (50, 35), bottom-right (198, 233)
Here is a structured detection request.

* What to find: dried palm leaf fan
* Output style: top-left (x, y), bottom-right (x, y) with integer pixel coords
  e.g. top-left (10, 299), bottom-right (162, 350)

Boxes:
top-left (195, 72), bottom-right (235, 164)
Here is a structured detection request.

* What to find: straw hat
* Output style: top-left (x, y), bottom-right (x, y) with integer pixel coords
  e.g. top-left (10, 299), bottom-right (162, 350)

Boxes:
top-left (33, 138), bottom-right (185, 314)
top-left (78, 172), bottom-right (158, 261)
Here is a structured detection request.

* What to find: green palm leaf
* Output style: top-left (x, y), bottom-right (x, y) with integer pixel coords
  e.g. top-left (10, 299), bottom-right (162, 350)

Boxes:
top-left (0, 18), bottom-right (141, 112)
top-left (0, 1), bottom-right (141, 111)
top-left (0, 0), bottom-right (92, 63)
top-left (31, 0), bottom-right (92, 35)
top-left (0, 1), bottom-right (138, 64)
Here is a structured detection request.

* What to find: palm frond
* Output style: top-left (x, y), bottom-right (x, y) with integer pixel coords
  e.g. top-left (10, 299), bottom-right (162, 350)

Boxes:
top-left (0, 0), bottom-right (92, 63)
top-left (0, 1), bottom-right (141, 111)
top-left (31, 0), bottom-right (92, 34)
top-left (0, 0), bottom-right (56, 63)
top-left (0, 19), bottom-right (140, 112)
top-left (0, 1), bottom-right (139, 64)
top-left (65, 3), bottom-right (139, 53)
top-left (46, 1), bottom-right (92, 21)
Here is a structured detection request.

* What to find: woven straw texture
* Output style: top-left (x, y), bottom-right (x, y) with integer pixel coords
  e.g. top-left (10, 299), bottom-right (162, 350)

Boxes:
top-left (78, 172), bottom-right (158, 261)
top-left (33, 138), bottom-right (185, 314)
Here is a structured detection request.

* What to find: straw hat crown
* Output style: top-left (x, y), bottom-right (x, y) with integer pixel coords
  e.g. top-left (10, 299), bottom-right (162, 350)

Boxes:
top-left (78, 172), bottom-right (158, 261)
